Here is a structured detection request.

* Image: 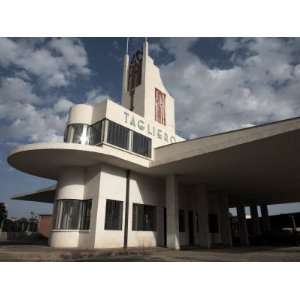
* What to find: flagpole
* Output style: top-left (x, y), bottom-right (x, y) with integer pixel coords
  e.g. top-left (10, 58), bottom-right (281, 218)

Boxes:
top-left (126, 37), bottom-right (129, 55)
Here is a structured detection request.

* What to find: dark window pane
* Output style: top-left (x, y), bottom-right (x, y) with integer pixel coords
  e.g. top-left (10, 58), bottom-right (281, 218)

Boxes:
top-left (105, 199), bottom-right (123, 230)
top-left (132, 204), bottom-right (156, 231)
top-left (209, 214), bottom-right (219, 233)
top-left (53, 200), bottom-right (60, 229)
top-left (107, 121), bottom-right (129, 150)
top-left (179, 209), bottom-right (185, 232)
top-left (90, 121), bottom-right (103, 145)
top-left (63, 127), bottom-right (68, 142)
top-left (132, 131), bottom-right (152, 157)
top-left (80, 199), bottom-right (92, 230)
top-left (144, 205), bottom-right (156, 230)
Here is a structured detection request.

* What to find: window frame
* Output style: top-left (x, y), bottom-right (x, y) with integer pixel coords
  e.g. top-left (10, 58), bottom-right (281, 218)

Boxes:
top-left (104, 199), bottom-right (124, 231)
top-left (131, 130), bottom-right (152, 157)
top-left (63, 118), bottom-right (152, 158)
top-left (132, 203), bottom-right (157, 231)
top-left (54, 199), bottom-right (92, 230)
top-left (106, 120), bottom-right (130, 150)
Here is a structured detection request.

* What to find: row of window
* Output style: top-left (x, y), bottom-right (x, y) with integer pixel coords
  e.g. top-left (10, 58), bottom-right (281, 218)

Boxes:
top-left (105, 200), bottom-right (157, 231)
top-left (53, 199), bottom-right (219, 234)
top-left (53, 199), bottom-right (157, 231)
top-left (64, 119), bottom-right (152, 157)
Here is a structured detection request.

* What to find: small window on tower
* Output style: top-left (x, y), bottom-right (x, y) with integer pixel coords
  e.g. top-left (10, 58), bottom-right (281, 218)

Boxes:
top-left (155, 88), bottom-right (166, 126)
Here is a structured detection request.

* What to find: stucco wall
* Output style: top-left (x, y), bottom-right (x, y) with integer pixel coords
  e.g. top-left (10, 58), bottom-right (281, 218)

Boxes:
top-left (93, 164), bottom-right (126, 249)
top-left (127, 171), bottom-right (165, 247)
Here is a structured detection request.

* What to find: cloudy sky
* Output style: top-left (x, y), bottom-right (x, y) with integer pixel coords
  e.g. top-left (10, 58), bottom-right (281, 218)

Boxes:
top-left (1, 37), bottom-right (300, 218)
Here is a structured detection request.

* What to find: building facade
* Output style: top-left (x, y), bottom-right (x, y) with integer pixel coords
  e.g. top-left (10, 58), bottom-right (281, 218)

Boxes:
top-left (8, 41), bottom-right (300, 249)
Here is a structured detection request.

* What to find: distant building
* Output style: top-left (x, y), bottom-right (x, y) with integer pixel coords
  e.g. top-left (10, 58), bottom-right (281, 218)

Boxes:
top-left (38, 214), bottom-right (52, 238)
top-left (8, 40), bottom-right (300, 250)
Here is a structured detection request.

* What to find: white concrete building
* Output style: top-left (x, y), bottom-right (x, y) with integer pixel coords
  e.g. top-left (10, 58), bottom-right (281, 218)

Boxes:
top-left (8, 41), bottom-right (300, 249)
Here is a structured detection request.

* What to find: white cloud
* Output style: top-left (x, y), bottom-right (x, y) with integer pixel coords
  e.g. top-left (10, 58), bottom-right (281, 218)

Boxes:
top-left (48, 38), bottom-right (90, 76)
top-left (0, 38), bottom-right (98, 146)
top-left (53, 97), bottom-right (74, 113)
top-left (86, 88), bottom-right (109, 104)
top-left (0, 77), bottom-right (40, 105)
top-left (0, 37), bottom-right (18, 67)
top-left (0, 101), bottom-right (66, 143)
top-left (0, 38), bottom-right (90, 88)
top-left (0, 76), bottom-right (67, 144)
top-left (160, 38), bottom-right (300, 138)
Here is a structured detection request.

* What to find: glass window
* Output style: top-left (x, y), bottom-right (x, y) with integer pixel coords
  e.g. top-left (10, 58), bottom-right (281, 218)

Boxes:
top-left (209, 214), bottom-right (219, 233)
top-left (90, 121), bottom-right (103, 145)
top-left (132, 204), bottom-right (156, 231)
top-left (73, 124), bottom-right (86, 144)
top-left (104, 199), bottom-right (123, 230)
top-left (179, 209), bottom-right (185, 232)
top-left (54, 199), bottom-right (92, 230)
top-left (53, 200), bottom-right (60, 229)
top-left (80, 199), bottom-right (92, 230)
top-left (132, 131), bottom-right (152, 157)
top-left (107, 120), bottom-right (129, 150)
top-left (64, 124), bottom-right (89, 145)
top-left (60, 199), bottom-right (81, 229)
top-left (64, 125), bottom-right (74, 143)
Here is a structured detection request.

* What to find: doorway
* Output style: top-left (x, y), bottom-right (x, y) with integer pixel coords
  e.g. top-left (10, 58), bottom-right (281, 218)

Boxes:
top-left (188, 211), bottom-right (195, 246)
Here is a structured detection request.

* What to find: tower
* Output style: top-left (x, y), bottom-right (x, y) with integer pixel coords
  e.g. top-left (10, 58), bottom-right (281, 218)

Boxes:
top-left (121, 39), bottom-right (176, 132)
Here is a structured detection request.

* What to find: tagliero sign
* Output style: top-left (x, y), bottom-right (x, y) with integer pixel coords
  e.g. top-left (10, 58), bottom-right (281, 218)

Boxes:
top-left (123, 111), bottom-right (176, 143)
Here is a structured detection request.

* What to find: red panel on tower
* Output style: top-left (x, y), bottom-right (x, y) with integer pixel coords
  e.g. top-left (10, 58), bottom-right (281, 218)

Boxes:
top-left (155, 88), bottom-right (166, 125)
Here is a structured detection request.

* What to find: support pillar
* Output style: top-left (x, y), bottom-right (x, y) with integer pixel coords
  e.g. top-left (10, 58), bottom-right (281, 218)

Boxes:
top-left (237, 206), bottom-right (249, 246)
top-left (219, 194), bottom-right (232, 247)
top-left (250, 205), bottom-right (261, 236)
top-left (196, 184), bottom-right (210, 248)
top-left (260, 204), bottom-right (271, 232)
top-left (166, 175), bottom-right (180, 250)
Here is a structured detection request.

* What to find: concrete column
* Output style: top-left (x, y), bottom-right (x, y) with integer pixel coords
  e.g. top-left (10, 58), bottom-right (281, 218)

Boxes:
top-left (237, 206), bottom-right (249, 246)
top-left (196, 184), bottom-right (210, 248)
top-left (260, 204), bottom-right (271, 232)
top-left (250, 205), bottom-right (261, 236)
top-left (166, 175), bottom-right (180, 250)
top-left (219, 195), bottom-right (232, 247)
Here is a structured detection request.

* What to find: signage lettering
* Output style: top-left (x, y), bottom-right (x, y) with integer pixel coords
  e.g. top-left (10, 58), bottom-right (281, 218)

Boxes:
top-left (123, 111), bottom-right (176, 143)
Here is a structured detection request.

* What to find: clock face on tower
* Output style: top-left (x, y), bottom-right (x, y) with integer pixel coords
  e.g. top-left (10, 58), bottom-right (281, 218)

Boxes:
top-left (155, 88), bottom-right (166, 126)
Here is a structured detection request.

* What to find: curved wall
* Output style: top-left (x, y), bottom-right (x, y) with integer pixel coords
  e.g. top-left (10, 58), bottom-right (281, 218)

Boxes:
top-left (50, 230), bottom-right (91, 248)
top-left (68, 104), bottom-right (93, 125)
top-left (50, 167), bottom-right (92, 248)
top-left (55, 167), bottom-right (85, 200)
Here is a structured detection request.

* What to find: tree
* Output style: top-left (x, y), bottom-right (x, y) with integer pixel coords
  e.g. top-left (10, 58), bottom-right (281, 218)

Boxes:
top-left (0, 203), bottom-right (8, 230)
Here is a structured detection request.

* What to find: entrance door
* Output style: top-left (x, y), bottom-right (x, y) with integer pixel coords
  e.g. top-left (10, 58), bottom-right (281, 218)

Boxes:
top-left (188, 211), bottom-right (195, 246)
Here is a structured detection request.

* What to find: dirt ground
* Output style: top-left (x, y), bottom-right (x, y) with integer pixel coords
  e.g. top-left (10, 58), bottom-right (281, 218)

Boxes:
top-left (1, 241), bottom-right (300, 261)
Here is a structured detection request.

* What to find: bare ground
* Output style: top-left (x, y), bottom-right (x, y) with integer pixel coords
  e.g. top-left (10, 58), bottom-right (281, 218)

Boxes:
top-left (1, 242), bottom-right (300, 261)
